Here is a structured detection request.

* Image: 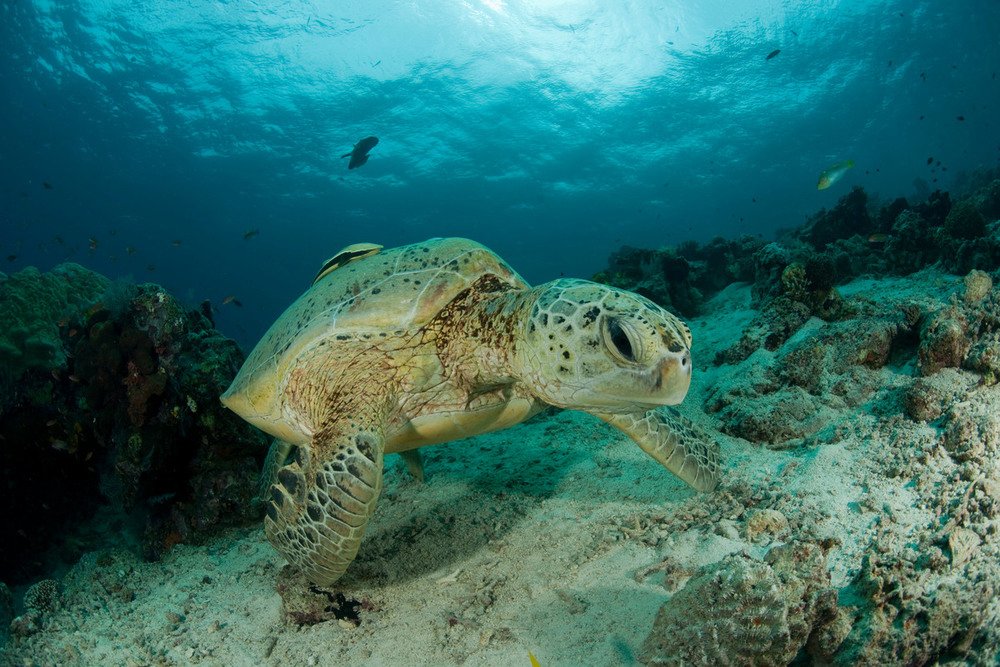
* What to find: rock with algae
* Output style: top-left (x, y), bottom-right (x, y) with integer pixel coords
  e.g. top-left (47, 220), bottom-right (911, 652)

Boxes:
top-left (640, 541), bottom-right (843, 666)
top-left (0, 266), bottom-right (266, 585)
top-left (0, 264), bottom-right (109, 377)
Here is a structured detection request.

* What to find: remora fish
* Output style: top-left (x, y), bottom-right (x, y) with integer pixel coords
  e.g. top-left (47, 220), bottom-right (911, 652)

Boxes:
top-left (817, 160), bottom-right (855, 190)
top-left (341, 136), bottom-right (379, 170)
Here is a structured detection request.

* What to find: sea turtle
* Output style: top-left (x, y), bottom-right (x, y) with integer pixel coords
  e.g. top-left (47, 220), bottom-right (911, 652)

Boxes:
top-left (221, 237), bottom-right (720, 585)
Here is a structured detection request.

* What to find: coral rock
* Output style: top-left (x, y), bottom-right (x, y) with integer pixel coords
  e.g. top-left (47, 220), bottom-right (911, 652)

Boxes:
top-left (23, 579), bottom-right (59, 613)
top-left (918, 307), bottom-right (971, 375)
top-left (963, 269), bottom-right (993, 304)
top-left (745, 509), bottom-right (789, 542)
top-left (640, 541), bottom-right (839, 666)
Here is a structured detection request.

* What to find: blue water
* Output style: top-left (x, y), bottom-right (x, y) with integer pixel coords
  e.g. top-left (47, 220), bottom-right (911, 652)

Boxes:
top-left (1, 0), bottom-right (998, 348)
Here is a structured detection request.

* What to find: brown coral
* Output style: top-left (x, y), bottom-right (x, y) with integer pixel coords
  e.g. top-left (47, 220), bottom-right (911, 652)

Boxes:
top-left (640, 541), bottom-right (840, 666)
top-left (918, 306), bottom-right (971, 375)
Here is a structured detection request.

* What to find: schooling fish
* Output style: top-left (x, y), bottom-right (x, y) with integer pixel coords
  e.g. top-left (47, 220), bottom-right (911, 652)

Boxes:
top-left (766, 49), bottom-right (781, 60)
top-left (243, 228), bottom-right (259, 240)
top-left (341, 136), bottom-right (379, 170)
top-left (817, 160), bottom-right (855, 190)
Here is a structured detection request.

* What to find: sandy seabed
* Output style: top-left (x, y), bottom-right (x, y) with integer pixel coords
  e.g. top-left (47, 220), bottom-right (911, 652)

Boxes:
top-left (4, 269), bottom-right (999, 666)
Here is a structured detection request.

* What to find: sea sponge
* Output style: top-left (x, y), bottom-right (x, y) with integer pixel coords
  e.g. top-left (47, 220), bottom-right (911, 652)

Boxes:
top-left (917, 306), bottom-right (971, 375)
top-left (963, 269), bottom-right (993, 304)
top-left (941, 393), bottom-right (1000, 462)
top-left (903, 377), bottom-right (949, 421)
top-left (781, 263), bottom-right (809, 303)
top-left (640, 542), bottom-right (839, 666)
top-left (943, 199), bottom-right (987, 239)
top-left (964, 331), bottom-right (1000, 383)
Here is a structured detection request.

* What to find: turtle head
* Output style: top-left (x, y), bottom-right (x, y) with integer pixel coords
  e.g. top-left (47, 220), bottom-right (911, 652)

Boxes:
top-left (514, 279), bottom-right (693, 412)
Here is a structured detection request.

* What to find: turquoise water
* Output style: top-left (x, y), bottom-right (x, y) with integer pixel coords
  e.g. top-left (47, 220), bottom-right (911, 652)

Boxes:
top-left (1, 0), bottom-right (997, 348)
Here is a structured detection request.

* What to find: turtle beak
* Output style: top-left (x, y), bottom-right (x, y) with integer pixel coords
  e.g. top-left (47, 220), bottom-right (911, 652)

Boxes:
top-left (650, 348), bottom-right (691, 405)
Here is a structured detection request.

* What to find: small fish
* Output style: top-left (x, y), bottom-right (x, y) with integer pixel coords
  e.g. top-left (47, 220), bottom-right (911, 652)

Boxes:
top-left (89, 238), bottom-right (98, 251)
top-left (43, 181), bottom-right (53, 189)
top-left (341, 136), bottom-right (379, 170)
top-left (243, 228), bottom-right (259, 240)
top-left (126, 246), bottom-right (137, 255)
top-left (146, 264), bottom-right (156, 272)
top-left (529, 652), bottom-right (541, 667)
top-left (171, 239), bottom-right (182, 247)
top-left (51, 439), bottom-right (70, 451)
top-left (956, 115), bottom-right (965, 121)
top-left (817, 159), bottom-right (855, 190)
top-left (5, 254), bottom-right (16, 262)
top-left (926, 156), bottom-right (933, 165)
top-left (868, 233), bottom-right (889, 245)
top-left (222, 295), bottom-right (243, 307)
top-left (766, 49), bottom-right (781, 60)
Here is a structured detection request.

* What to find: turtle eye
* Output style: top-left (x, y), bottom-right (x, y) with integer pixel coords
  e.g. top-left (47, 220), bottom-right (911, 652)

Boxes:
top-left (604, 317), bottom-right (637, 364)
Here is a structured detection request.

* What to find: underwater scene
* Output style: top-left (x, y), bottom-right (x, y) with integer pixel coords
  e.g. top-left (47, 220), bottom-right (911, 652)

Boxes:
top-left (2, 0), bottom-right (999, 665)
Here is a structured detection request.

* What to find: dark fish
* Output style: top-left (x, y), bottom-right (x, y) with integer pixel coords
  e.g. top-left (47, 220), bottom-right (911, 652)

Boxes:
top-left (88, 238), bottom-right (98, 251)
top-left (341, 136), bottom-right (379, 170)
top-left (766, 49), bottom-right (781, 60)
top-left (956, 115), bottom-right (965, 121)
top-left (171, 239), bottom-right (182, 247)
top-left (314, 243), bottom-right (383, 284)
top-left (926, 156), bottom-right (933, 165)
top-left (43, 181), bottom-right (53, 190)
top-left (6, 254), bottom-right (16, 262)
top-left (243, 228), bottom-right (259, 240)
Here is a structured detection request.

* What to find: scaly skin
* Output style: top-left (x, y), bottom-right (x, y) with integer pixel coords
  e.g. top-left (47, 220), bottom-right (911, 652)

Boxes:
top-left (225, 238), bottom-right (720, 586)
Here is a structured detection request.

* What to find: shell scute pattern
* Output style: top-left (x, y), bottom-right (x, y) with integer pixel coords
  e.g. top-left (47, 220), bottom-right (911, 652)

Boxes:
top-left (223, 239), bottom-right (526, 417)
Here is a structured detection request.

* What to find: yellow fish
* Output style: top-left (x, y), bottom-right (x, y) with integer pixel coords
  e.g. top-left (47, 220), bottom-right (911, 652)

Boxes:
top-left (817, 160), bottom-right (855, 190)
top-left (529, 652), bottom-right (541, 667)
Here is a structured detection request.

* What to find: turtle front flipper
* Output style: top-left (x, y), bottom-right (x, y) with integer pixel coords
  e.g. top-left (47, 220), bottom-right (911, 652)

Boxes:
top-left (265, 421), bottom-right (385, 586)
top-left (595, 409), bottom-right (720, 492)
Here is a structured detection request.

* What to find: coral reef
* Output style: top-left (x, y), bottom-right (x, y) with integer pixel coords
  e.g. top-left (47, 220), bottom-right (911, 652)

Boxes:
top-left (21, 579), bottom-right (59, 613)
top-left (0, 265), bottom-right (267, 585)
top-left (598, 181), bottom-right (1000, 328)
top-left (640, 541), bottom-right (841, 665)
top-left (594, 236), bottom-right (764, 317)
top-left (0, 264), bottom-right (109, 378)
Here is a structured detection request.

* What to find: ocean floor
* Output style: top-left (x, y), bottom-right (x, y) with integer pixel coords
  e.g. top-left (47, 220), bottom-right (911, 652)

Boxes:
top-left (4, 267), bottom-right (999, 666)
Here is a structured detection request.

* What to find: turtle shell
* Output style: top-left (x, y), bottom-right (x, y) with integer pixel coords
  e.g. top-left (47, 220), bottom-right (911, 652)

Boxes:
top-left (221, 237), bottom-right (527, 439)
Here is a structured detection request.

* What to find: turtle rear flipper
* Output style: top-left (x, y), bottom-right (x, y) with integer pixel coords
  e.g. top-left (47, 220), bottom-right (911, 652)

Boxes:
top-left (265, 421), bottom-right (385, 585)
top-left (596, 409), bottom-right (720, 492)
